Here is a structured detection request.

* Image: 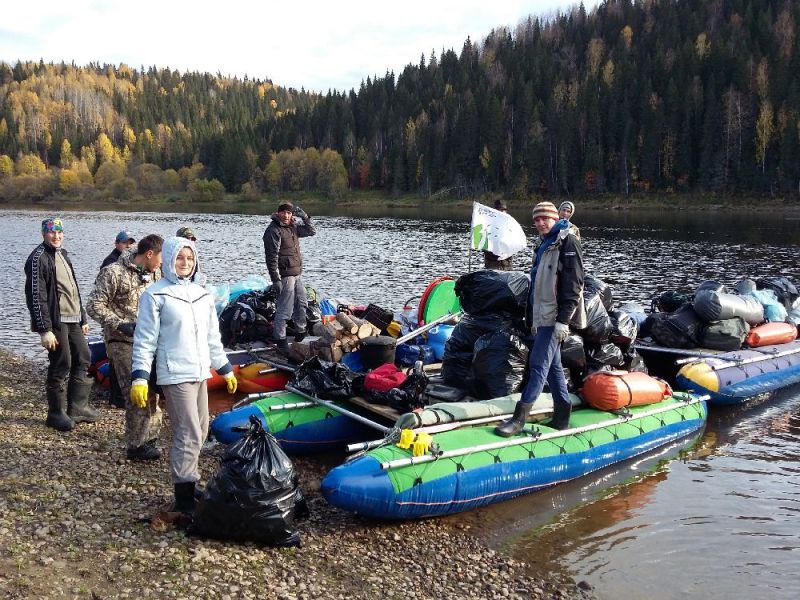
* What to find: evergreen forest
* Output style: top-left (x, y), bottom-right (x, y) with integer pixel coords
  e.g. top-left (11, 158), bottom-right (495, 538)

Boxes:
top-left (1, 0), bottom-right (799, 204)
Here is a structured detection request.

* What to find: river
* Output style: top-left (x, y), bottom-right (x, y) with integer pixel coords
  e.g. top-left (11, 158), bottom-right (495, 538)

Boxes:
top-left (1, 205), bottom-right (799, 598)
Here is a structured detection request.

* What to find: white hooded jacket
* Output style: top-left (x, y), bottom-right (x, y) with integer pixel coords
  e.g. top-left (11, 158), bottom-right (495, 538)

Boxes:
top-left (131, 237), bottom-right (232, 385)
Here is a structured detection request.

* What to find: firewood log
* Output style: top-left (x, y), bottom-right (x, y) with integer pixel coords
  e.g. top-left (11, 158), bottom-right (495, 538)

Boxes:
top-left (335, 312), bottom-right (358, 334)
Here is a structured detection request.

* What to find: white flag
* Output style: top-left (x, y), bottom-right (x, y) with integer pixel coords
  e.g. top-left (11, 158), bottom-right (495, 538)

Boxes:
top-left (470, 202), bottom-right (527, 260)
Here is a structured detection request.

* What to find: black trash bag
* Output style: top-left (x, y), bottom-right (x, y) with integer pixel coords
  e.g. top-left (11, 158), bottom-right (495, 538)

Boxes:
top-left (454, 270), bottom-right (530, 316)
top-left (699, 317), bottom-right (749, 351)
top-left (444, 312), bottom-right (518, 353)
top-left (646, 304), bottom-right (704, 348)
top-left (470, 331), bottom-right (529, 399)
top-left (616, 302), bottom-right (648, 329)
top-left (190, 416), bottom-right (309, 547)
top-left (756, 276), bottom-right (799, 312)
top-left (586, 343), bottom-right (625, 370)
top-left (733, 278), bottom-right (757, 295)
top-left (366, 366), bottom-right (430, 412)
top-left (441, 350), bottom-right (474, 389)
top-left (609, 309), bottom-right (638, 350)
top-left (584, 273), bottom-right (613, 311)
top-left (652, 290), bottom-right (693, 313)
top-left (576, 294), bottom-right (613, 345)
top-left (237, 290), bottom-right (277, 321)
top-left (623, 349), bottom-right (648, 373)
top-left (289, 357), bottom-right (357, 400)
top-left (560, 334), bottom-right (587, 375)
top-left (219, 302), bottom-right (256, 347)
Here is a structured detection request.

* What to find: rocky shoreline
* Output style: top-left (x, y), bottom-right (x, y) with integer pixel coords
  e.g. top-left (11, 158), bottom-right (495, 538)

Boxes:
top-left (0, 348), bottom-right (591, 599)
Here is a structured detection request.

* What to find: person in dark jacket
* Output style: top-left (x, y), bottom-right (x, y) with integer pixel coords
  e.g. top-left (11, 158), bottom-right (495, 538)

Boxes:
top-left (100, 230), bottom-right (136, 270)
top-left (25, 217), bottom-right (101, 431)
top-left (496, 202), bottom-right (585, 436)
top-left (263, 202), bottom-right (317, 353)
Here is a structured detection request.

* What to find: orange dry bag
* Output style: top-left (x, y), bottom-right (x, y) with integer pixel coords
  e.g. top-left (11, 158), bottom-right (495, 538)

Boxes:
top-left (745, 322), bottom-right (797, 347)
top-left (581, 370), bottom-right (672, 411)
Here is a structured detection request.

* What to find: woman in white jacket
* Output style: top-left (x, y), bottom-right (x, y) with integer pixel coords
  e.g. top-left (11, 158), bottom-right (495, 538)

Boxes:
top-left (131, 237), bottom-right (237, 513)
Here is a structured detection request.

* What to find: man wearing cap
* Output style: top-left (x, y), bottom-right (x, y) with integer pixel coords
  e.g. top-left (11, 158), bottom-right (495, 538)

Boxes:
top-left (558, 201), bottom-right (581, 239)
top-left (496, 201), bottom-right (585, 436)
top-left (101, 231), bottom-right (136, 271)
top-left (25, 218), bottom-right (101, 431)
top-left (483, 199), bottom-right (514, 270)
top-left (263, 202), bottom-right (317, 353)
top-left (176, 226), bottom-right (197, 242)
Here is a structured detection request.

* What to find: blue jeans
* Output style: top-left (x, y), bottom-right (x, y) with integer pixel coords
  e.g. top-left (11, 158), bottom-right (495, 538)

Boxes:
top-left (520, 326), bottom-right (570, 410)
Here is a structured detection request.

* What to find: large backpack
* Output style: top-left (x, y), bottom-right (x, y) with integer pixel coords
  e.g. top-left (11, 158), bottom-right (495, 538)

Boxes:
top-left (698, 317), bottom-right (749, 351)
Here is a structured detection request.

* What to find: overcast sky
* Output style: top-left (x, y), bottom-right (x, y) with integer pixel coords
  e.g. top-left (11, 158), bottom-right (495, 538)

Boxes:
top-left (1, 1), bottom-right (599, 93)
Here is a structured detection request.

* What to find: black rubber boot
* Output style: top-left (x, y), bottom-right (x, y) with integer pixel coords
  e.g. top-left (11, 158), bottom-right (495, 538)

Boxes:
top-left (293, 329), bottom-right (307, 343)
top-left (276, 338), bottom-right (289, 354)
top-left (67, 381), bottom-right (101, 424)
top-left (495, 402), bottom-right (531, 437)
top-left (549, 401), bottom-right (572, 431)
top-left (45, 388), bottom-right (75, 432)
top-left (173, 482), bottom-right (197, 515)
top-left (127, 440), bottom-right (161, 461)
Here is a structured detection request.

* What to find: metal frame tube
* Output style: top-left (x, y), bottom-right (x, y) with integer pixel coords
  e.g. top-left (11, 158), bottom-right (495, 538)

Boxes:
top-left (380, 395), bottom-right (707, 471)
top-left (285, 385), bottom-right (390, 434)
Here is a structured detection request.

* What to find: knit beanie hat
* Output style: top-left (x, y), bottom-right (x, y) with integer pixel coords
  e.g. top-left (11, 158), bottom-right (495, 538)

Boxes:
top-left (559, 201), bottom-right (576, 216)
top-left (532, 202), bottom-right (559, 221)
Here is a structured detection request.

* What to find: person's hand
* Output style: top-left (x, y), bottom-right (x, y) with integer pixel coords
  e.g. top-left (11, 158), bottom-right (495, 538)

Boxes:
top-left (530, 326), bottom-right (538, 337)
top-left (130, 379), bottom-right (148, 408)
top-left (224, 372), bottom-right (238, 395)
top-left (271, 280), bottom-right (283, 295)
top-left (554, 322), bottom-right (570, 343)
top-left (293, 206), bottom-right (308, 220)
top-left (40, 331), bottom-right (58, 351)
top-left (117, 322), bottom-right (136, 337)
top-left (81, 324), bottom-right (90, 336)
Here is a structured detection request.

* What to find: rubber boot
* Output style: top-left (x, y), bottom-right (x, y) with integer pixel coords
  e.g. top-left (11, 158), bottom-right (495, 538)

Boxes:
top-left (67, 380), bottom-right (101, 424)
top-left (276, 338), bottom-right (289, 354)
top-left (495, 402), bottom-right (531, 437)
top-left (549, 401), bottom-right (572, 431)
top-left (173, 482), bottom-right (197, 515)
top-left (293, 329), bottom-right (307, 343)
top-left (45, 389), bottom-right (75, 432)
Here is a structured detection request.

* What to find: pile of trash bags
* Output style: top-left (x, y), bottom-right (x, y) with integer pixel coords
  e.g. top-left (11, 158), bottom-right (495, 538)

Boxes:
top-left (440, 270), bottom-right (649, 396)
top-left (644, 276), bottom-right (800, 351)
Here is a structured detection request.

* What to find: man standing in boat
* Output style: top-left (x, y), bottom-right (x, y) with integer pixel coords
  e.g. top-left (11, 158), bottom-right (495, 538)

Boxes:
top-left (25, 218), bottom-right (101, 431)
top-left (263, 202), bottom-right (317, 353)
top-left (496, 201), bottom-right (585, 436)
top-left (87, 234), bottom-right (164, 460)
top-left (101, 230), bottom-right (136, 270)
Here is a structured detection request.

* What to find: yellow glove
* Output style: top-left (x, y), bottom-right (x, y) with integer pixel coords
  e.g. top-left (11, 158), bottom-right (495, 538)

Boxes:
top-left (224, 372), bottom-right (238, 394)
top-left (131, 379), bottom-right (148, 408)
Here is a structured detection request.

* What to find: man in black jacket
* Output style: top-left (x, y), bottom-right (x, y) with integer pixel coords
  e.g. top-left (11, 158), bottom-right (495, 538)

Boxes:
top-left (100, 230), bottom-right (136, 270)
top-left (25, 218), bottom-right (100, 431)
top-left (263, 202), bottom-right (317, 352)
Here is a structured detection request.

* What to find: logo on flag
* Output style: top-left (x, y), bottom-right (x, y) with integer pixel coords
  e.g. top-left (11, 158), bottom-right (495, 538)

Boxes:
top-left (470, 202), bottom-right (527, 260)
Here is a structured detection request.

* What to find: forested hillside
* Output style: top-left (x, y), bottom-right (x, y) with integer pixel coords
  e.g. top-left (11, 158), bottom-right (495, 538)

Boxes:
top-left (1, 0), bottom-right (798, 203)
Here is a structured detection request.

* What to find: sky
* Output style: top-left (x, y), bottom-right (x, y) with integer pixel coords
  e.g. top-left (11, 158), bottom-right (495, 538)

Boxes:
top-left (0, 0), bottom-right (599, 93)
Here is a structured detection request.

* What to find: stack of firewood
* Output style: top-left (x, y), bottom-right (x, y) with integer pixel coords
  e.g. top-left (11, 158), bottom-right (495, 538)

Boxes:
top-left (288, 312), bottom-right (383, 363)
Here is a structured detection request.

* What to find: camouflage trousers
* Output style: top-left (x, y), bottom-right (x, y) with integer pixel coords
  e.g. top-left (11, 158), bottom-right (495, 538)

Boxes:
top-left (106, 341), bottom-right (163, 450)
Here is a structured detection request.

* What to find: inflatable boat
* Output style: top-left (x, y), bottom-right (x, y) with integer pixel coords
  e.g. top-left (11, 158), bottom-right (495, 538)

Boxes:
top-left (676, 340), bottom-right (800, 404)
top-left (321, 393), bottom-right (706, 519)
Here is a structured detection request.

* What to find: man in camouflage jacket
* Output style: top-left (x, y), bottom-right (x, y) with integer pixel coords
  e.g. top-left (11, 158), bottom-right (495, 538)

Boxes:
top-left (88, 234), bottom-right (164, 460)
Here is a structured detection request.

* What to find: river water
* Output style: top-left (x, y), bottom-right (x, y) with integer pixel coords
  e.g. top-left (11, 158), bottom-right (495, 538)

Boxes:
top-left (2, 205), bottom-right (799, 598)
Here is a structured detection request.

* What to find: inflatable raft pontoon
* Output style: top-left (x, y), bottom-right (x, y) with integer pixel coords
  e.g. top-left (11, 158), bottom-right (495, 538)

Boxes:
top-left (321, 393), bottom-right (706, 519)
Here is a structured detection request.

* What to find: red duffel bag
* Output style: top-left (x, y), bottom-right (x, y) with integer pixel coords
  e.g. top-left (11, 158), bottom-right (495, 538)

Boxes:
top-left (363, 363), bottom-right (408, 393)
top-left (581, 370), bottom-right (672, 411)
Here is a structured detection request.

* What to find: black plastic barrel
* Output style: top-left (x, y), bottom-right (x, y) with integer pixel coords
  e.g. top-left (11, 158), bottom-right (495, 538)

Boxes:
top-left (360, 336), bottom-right (397, 370)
